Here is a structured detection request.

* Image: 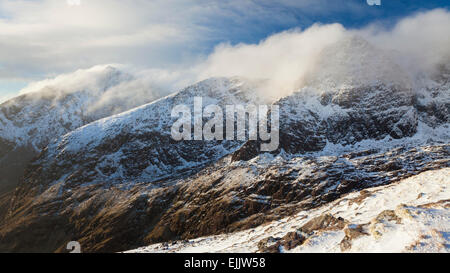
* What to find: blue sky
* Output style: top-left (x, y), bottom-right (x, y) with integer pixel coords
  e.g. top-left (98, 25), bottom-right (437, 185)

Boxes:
top-left (207, 0), bottom-right (450, 45)
top-left (0, 0), bottom-right (449, 101)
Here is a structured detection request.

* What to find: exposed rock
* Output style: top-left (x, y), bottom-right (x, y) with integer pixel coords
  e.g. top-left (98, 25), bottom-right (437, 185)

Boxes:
top-left (340, 224), bottom-right (369, 251)
top-left (395, 204), bottom-right (415, 221)
top-left (231, 141), bottom-right (261, 162)
top-left (280, 231), bottom-right (306, 250)
top-left (369, 209), bottom-right (402, 239)
top-left (257, 236), bottom-right (281, 253)
top-left (299, 214), bottom-right (347, 234)
top-left (257, 231), bottom-right (306, 253)
top-left (348, 190), bottom-right (372, 205)
top-left (0, 143), bottom-right (448, 252)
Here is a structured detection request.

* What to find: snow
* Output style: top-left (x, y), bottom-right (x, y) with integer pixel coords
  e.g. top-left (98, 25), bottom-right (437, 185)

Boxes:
top-left (0, 33), bottom-right (448, 255)
top-left (126, 168), bottom-right (450, 253)
top-left (310, 120), bottom-right (450, 157)
top-left (33, 77), bottom-right (271, 188)
top-left (0, 65), bottom-right (160, 151)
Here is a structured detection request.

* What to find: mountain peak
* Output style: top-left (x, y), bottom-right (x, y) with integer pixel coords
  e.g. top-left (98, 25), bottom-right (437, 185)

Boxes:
top-left (304, 34), bottom-right (412, 91)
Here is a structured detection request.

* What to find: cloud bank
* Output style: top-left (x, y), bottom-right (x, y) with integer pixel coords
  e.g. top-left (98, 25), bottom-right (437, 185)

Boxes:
top-left (194, 9), bottom-right (450, 100)
top-left (15, 9), bottom-right (450, 108)
top-left (3, 0), bottom-right (448, 87)
top-left (0, 0), bottom-right (359, 81)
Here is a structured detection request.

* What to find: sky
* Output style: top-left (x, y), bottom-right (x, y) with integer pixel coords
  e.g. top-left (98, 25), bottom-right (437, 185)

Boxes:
top-left (0, 0), bottom-right (449, 102)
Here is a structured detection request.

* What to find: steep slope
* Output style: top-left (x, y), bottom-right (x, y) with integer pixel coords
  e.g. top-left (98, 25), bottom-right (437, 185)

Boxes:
top-left (234, 35), bottom-right (449, 158)
top-left (1, 141), bottom-right (447, 252)
top-left (0, 77), bottom-right (267, 252)
top-left (15, 77), bottom-right (260, 191)
top-left (0, 65), bottom-right (160, 193)
top-left (415, 62), bottom-right (450, 128)
top-left (278, 35), bottom-right (417, 152)
top-left (127, 168), bottom-right (450, 253)
top-left (0, 35), bottom-right (449, 253)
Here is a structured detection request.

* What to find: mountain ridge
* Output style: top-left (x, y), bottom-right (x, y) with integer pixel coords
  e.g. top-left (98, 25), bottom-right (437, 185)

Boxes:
top-left (0, 35), bottom-right (449, 253)
top-left (0, 65), bottom-right (161, 193)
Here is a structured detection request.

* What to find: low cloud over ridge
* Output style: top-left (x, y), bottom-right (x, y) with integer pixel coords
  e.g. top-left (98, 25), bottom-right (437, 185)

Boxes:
top-left (15, 9), bottom-right (450, 107)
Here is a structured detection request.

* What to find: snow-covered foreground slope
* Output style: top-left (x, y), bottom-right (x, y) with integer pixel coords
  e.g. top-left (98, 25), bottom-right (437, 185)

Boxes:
top-left (127, 168), bottom-right (450, 253)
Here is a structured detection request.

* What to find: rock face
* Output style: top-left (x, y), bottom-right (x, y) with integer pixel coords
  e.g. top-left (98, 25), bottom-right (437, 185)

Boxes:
top-left (12, 78), bottom-right (259, 194)
top-left (233, 38), bottom-right (450, 159)
top-left (127, 168), bottom-right (450, 253)
top-left (1, 142), bottom-right (448, 252)
top-left (415, 63), bottom-right (450, 128)
top-left (0, 35), bottom-right (449, 253)
top-left (235, 35), bottom-right (447, 157)
top-left (275, 84), bottom-right (417, 154)
top-left (257, 232), bottom-right (306, 253)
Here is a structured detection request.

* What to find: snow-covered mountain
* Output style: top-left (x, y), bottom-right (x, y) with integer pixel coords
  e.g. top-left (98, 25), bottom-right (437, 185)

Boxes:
top-left (0, 65), bottom-right (162, 193)
top-left (0, 35), bottom-right (448, 253)
top-left (235, 35), bottom-right (449, 157)
top-left (304, 35), bottom-right (413, 91)
top-left (20, 77), bottom-right (262, 189)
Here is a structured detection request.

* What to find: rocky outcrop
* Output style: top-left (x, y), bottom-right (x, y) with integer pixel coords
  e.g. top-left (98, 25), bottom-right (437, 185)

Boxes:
top-left (299, 214), bottom-right (347, 234)
top-left (257, 232), bottom-right (306, 253)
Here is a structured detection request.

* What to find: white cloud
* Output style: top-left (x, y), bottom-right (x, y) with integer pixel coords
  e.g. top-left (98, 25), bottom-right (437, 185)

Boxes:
top-left (5, 6), bottom-right (450, 108)
top-left (192, 9), bottom-right (450, 100)
top-left (194, 24), bottom-right (347, 100)
top-left (16, 64), bottom-right (193, 115)
top-left (0, 0), bottom-right (202, 79)
top-left (358, 9), bottom-right (450, 76)
top-left (0, 0), bottom-right (375, 84)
